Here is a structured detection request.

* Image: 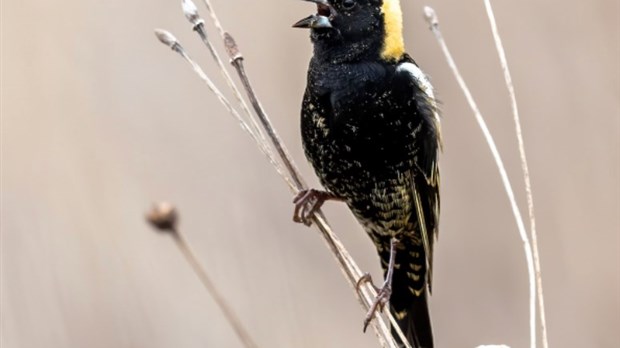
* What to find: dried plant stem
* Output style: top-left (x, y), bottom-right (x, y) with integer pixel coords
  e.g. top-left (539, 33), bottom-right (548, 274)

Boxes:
top-left (310, 216), bottom-right (400, 348)
top-left (154, 30), bottom-right (295, 189)
top-left (222, 33), bottom-right (308, 191)
top-left (183, 0), bottom-right (267, 146)
top-left (184, 0), bottom-right (301, 189)
top-left (190, 0), bottom-right (307, 190)
top-left (423, 7), bottom-right (537, 348)
top-left (146, 202), bottom-right (259, 348)
top-left (198, 27), bottom-right (267, 144)
top-left (171, 228), bottom-right (260, 348)
top-left (483, 2), bottom-right (548, 347)
top-left (199, 0), bottom-right (226, 38)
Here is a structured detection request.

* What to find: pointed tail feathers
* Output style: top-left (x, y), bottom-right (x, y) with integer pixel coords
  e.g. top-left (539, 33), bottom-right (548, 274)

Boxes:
top-left (386, 243), bottom-right (434, 348)
top-left (390, 289), bottom-right (433, 348)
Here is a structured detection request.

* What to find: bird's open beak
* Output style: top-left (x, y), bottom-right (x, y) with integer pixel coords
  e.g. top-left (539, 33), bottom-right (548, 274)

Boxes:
top-left (292, 0), bottom-right (335, 29)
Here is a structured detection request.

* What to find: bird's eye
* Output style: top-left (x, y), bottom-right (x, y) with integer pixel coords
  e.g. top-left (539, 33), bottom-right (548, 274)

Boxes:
top-left (342, 0), bottom-right (356, 10)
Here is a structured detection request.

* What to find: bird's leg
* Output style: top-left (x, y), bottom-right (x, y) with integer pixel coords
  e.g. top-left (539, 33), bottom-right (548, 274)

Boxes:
top-left (292, 189), bottom-right (343, 226)
top-left (356, 238), bottom-right (400, 332)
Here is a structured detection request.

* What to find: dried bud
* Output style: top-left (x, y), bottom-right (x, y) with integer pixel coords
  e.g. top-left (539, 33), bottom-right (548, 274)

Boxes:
top-left (146, 202), bottom-right (178, 232)
top-left (154, 29), bottom-right (179, 48)
top-left (182, 0), bottom-right (204, 27)
top-left (423, 6), bottom-right (438, 28)
top-left (224, 32), bottom-right (242, 62)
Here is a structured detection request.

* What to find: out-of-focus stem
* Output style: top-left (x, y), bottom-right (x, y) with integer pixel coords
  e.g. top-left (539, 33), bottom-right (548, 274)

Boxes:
top-left (483, 2), bottom-right (548, 347)
top-left (423, 7), bottom-right (537, 348)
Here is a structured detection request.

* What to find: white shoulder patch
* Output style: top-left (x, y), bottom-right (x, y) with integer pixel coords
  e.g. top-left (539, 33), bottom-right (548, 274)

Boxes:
top-left (396, 62), bottom-right (440, 124)
top-left (396, 62), bottom-right (435, 99)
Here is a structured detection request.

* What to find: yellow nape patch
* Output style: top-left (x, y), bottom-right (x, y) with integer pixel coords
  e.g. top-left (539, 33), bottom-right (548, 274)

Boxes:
top-left (381, 0), bottom-right (405, 61)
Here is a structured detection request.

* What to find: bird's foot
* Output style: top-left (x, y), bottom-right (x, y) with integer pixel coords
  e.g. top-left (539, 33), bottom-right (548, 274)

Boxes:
top-left (356, 238), bottom-right (401, 332)
top-left (356, 273), bottom-right (392, 332)
top-left (292, 189), bottom-right (342, 226)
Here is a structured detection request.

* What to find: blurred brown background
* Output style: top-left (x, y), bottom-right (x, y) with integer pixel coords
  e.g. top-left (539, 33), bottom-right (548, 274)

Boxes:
top-left (2, 0), bottom-right (619, 347)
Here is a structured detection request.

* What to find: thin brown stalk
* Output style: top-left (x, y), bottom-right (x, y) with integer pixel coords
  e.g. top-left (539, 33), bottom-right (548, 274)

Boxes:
top-left (171, 231), bottom-right (260, 348)
top-left (423, 7), bottom-right (537, 348)
top-left (182, 0), bottom-right (267, 145)
top-left (146, 202), bottom-right (260, 348)
top-left (154, 29), bottom-right (295, 190)
top-left (483, 2), bottom-right (548, 347)
top-left (222, 33), bottom-right (307, 190)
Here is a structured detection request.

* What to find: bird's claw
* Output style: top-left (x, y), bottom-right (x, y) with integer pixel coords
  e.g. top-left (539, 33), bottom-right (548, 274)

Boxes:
top-left (292, 189), bottom-right (340, 226)
top-left (356, 239), bottom-right (400, 334)
top-left (360, 277), bottom-right (392, 332)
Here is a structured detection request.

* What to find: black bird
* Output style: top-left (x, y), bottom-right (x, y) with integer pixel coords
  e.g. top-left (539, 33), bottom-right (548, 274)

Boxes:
top-left (292, 1), bottom-right (441, 347)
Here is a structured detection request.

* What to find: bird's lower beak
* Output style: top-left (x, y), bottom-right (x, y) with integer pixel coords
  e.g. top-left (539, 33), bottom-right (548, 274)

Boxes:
top-left (292, 15), bottom-right (333, 29)
top-left (292, 0), bottom-right (335, 29)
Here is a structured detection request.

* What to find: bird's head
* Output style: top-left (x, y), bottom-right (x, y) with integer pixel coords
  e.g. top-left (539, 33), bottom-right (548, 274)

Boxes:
top-left (293, 0), bottom-right (405, 62)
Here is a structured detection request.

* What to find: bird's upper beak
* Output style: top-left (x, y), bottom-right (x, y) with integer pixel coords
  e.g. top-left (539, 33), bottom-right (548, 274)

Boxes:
top-left (292, 0), bottom-right (335, 29)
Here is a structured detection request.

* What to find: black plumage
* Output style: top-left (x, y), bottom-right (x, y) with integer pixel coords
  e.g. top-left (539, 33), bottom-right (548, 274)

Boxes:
top-left (293, 1), bottom-right (441, 347)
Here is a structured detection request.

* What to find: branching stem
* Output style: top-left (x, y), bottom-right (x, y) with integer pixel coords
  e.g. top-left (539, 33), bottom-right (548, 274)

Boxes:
top-left (223, 33), bottom-right (307, 190)
top-left (423, 6), bottom-right (538, 348)
top-left (483, 2), bottom-right (548, 347)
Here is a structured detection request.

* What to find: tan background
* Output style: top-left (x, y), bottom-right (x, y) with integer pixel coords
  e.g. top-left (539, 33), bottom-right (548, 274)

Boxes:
top-left (2, 0), bottom-right (619, 347)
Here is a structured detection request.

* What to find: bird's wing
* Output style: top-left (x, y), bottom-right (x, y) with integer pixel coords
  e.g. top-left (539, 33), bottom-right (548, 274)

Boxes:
top-left (396, 59), bottom-right (442, 291)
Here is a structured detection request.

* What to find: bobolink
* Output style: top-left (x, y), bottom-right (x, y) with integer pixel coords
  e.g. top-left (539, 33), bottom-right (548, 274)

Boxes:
top-left (292, 0), bottom-right (441, 347)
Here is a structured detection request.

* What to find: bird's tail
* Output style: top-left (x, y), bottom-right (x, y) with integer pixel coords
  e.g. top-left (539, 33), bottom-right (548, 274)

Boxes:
top-left (386, 244), bottom-right (434, 348)
top-left (389, 288), bottom-right (433, 348)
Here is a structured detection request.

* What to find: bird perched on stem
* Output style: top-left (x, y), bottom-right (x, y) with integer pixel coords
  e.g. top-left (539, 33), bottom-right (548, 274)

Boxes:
top-left (292, 1), bottom-right (441, 347)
